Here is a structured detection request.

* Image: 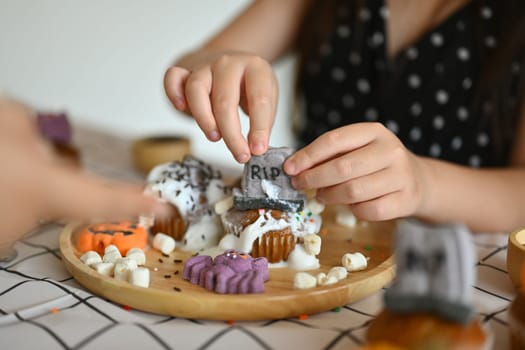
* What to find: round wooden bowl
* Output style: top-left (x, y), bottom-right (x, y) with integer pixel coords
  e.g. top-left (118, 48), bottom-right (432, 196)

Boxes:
top-left (507, 228), bottom-right (525, 290)
top-left (132, 135), bottom-right (191, 173)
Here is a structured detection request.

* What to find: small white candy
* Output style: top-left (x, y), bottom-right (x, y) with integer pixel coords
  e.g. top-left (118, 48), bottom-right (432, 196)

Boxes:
top-left (130, 267), bottom-right (150, 288)
top-left (303, 234), bottom-right (322, 256)
top-left (327, 266), bottom-right (348, 281)
top-left (114, 258), bottom-right (138, 281)
top-left (139, 214), bottom-right (155, 228)
top-left (335, 206), bottom-right (357, 227)
top-left (153, 233), bottom-right (176, 255)
top-left (104, 245), bottom-right (119, 254)
top-left (317, 272), bottom-right (338, 286)
top-left (80, 251), bottom-right (102, 266)
top-left (307, 198), bottom-right (325, 215)
top-left (92, 262), bottom-right (115, 276)
top-left (293, 272), bottom-right (317, 289)
top-left (214, 196), bottom-right (233, 215)
top-left (103, 245), bottom-right (122, 263)
top-left (342, 252), bottom-right (368, 272)
top-left (126, 248), bottom-right (146, 266)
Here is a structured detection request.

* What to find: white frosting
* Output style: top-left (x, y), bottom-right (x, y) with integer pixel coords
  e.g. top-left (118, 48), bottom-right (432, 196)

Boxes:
top-left (287, 201), bottom-right (323, 237)
top-left (147, 159), bottom-right (229, 245)
top-left (285, 244), bottom-right (320, 270)
top-left (181, 214), bottom-right (223, 251)
top-left (219, 211), bottom-right (290, 253)
top-left (148, 178), bottom-right (197, 218)
top-left (261, 179), bottom-right (281, 198)
top-left (206, 178), bottom-right (228, 204)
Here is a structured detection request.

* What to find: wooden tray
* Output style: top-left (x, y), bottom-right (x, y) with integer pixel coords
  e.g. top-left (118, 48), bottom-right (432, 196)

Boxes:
top-left (59, 206), bottom-right (396, 321)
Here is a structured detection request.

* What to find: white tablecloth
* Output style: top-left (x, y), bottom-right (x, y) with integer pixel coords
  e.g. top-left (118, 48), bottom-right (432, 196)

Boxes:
top-left (0, 127), bottom-right (515, 349)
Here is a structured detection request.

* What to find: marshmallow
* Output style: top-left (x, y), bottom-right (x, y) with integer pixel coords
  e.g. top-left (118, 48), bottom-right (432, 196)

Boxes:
top-left (130, 267), bottom-right (150, 288)
top-left (80, 251), bottom-right (102, 266)
top-left (153, 233), bottom-right (176, 255)
top-left (126, 248), bottom-right (146, 266)
top-left (342, 252), bottom-right (368, 272)
top-left (114, 258), bottom-right (138, 281)
top-left (214, 196), bottom-right (233, 215)
top-left (327, 266), bottom-right (348, 281)
top-left (103, 245), bottom-right (122, 263)
top-left (303, 234), bottom-right (322, 256)
top-left (138, 214), bottom-right (155, 228)
top-left (307, 198), bottom-right (325, 215)
top-left (316, 272), bottom-right (338, 286)
top-left (92, 262), bottom-right (115, 276)
top-left (335, 206), bottom-right (357, 228)
top-left (293, 272), bottom-right (317, 289)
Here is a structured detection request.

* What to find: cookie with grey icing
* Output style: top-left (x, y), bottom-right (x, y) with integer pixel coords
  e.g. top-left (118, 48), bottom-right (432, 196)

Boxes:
top-left (233, 147), bottom-right (305, 212)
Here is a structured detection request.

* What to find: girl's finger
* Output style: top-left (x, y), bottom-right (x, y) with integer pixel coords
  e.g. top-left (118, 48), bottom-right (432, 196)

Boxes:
top-left (185, 67), bottom-right (222, 141)
top-left (164, 66), bottom-right (191, 111)
top-left (350, 190), bottom-right (416, 221)
top-left (244, 60), bottom-right (277, 155)
top-left (211, 58), bottom-right (251, 163)
top-left (291, 141), bottom-right (391, 190)
top-left (316, 167), bottom-right (402, 205)
top-left (284, 122), bottom-right (387, 176)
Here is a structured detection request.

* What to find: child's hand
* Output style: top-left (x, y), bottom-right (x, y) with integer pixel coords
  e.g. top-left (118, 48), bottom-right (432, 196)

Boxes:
top-left (284, 122), bottom-right (429, 221)
top-left (0, 99), bottom-right (169, 247)
top-left (164, 51), bottom-right (278, 163)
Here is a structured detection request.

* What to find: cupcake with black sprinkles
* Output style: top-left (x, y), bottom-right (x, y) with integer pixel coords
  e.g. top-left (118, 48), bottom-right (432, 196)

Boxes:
top-left (146, 156), bottom-right (231, 251)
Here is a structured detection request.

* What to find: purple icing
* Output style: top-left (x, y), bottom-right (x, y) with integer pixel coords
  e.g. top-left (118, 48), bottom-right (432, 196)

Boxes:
top-left (182, 250), bottom-right (269, 294)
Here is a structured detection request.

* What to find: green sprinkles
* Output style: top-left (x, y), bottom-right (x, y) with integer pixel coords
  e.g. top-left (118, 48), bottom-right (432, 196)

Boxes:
top-left (364, 245), bottom-right (372, 251)
top-left (331, 307), bottom-right (341, 312)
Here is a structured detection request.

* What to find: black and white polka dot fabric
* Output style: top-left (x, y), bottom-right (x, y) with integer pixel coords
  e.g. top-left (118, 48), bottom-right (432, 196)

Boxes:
top-left (298, 1), bottom-right (522, 167)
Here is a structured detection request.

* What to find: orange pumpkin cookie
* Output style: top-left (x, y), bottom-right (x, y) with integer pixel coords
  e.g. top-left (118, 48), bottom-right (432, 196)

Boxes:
top-left (76, 221), bottom-right (147, 256)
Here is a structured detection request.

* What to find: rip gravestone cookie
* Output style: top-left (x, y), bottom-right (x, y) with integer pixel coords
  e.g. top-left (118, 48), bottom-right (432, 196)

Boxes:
top-left (233, 147), bottom-right (305, 212)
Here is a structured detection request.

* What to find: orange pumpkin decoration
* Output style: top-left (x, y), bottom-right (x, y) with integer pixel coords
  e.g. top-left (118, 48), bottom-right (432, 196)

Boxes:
top-left (76, 221), bottom-right (148, 256)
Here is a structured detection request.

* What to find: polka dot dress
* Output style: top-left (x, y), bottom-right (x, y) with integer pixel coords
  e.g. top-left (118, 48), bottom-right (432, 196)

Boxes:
top-left (298, 0), bottom-right (522, 167)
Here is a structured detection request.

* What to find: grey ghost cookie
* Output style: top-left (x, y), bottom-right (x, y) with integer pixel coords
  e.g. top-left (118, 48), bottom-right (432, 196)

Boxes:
top-left (233, 147), bottom-right (305, 212)
top-left (384, 219), bottom-right (475, 324)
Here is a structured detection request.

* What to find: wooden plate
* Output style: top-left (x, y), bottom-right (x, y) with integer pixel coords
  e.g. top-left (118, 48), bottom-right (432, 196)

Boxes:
top-left (59, 206), bottom-right (395, 321)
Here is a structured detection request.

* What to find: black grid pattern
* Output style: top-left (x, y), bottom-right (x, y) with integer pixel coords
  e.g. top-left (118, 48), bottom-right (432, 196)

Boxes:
top-left (0, 127), bottom-right (515, 349)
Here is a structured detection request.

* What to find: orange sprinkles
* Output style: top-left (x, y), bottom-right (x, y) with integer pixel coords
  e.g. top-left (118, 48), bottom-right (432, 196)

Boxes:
top-left (298, 314), bottom-right (309, 320)
top-left (50, 307), bottom-right (59, 314)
